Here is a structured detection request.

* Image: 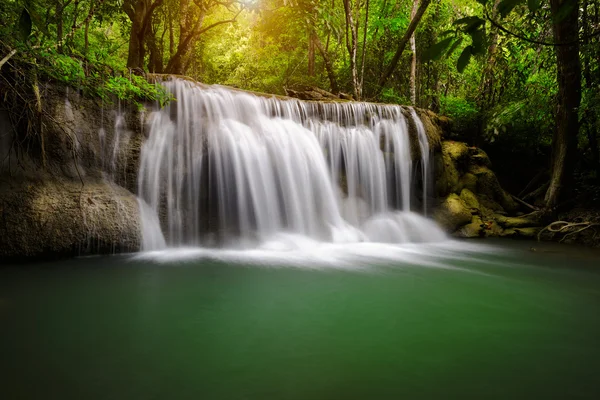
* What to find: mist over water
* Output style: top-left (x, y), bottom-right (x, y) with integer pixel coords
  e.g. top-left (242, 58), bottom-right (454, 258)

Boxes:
top-left (137, 79), bottom-right (445, 260)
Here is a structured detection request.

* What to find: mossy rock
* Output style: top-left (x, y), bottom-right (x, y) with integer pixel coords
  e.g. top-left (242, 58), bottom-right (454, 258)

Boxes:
top-left (495, 215), bottom-right (540, 229)
top-left (459, 172), bottom-right (478, 193)
top-left (433, 193), bottom-right (473, 232)
top-left (500, 227), bottom-right (542, 238)
top-left (440, 143), bottom-right (467, 195)
top-left (471, 165), bottom-right (518, 212)
top-left (455, 215), bottom-right (484, 238)
top-left (484, 220), bottom-right (504, 237)
top-left (460, 188), bottom-right (480, 210)
top-left (468, 147), bottom-right (492, 168)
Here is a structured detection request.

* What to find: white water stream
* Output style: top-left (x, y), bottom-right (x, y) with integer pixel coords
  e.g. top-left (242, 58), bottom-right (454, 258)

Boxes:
top-left (137, 79), bottom-right (446, 252)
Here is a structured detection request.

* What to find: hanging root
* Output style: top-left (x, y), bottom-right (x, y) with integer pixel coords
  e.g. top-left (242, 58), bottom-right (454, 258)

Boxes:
top-left (31, 72), bottom-right (46, 168)
top-left (537, 220), bottom-right (600, 243)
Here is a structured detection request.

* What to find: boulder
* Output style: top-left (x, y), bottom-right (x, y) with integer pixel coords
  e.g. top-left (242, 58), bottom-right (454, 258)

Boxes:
top-left (499, 227), bottom-right (541, 239)
top-left (433, 193), bottom-right (473, 232)
top-left (495, 215), bottom-right (540, 229)
top-left (0, 179), bottom-right (141, 260)
top-left (459, 172), bottom-right (478, 193)
top-left (471, 165), bottom-right (518, 212)
top-left (455, 215), bottom-right (485, 238)
top-left (460, 188), bottom-right (480, 210)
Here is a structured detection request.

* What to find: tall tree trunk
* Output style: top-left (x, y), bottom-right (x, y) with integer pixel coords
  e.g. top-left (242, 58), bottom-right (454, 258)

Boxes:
top-left (377, 0), bottom-right (431, 91)
top-left (126, 15), bottom-right (145, 69)
top-left (343, 0), bottom-right (360, 99)
top-left (308, 31), bottom-right (315, 76)
top-left (409, 0), bottom-right (419, 105)
top-left (314, 33), bottom-right (339, 93)
top-left (169, 12), bottom-right (175, 57)
top-left (544, 0), bottom-right (581, 209)
top-left (124, 0), bottom-right (164, 71)
top-left (359, 0), bottom-right (369, 93)
top-left (582, 0), bottom-right (600, 181)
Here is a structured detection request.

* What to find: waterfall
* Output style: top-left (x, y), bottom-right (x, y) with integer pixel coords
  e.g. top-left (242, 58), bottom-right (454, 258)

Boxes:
top-left (138, 79), bottom-right (446, 250)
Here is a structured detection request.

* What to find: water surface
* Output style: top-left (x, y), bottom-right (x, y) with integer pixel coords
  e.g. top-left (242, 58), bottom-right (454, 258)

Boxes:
top-left (1, 240), bottom-right (599, 399)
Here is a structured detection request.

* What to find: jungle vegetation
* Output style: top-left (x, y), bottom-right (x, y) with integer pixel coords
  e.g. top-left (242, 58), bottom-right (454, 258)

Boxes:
top-left (0, 0), bottom-right (599, 213)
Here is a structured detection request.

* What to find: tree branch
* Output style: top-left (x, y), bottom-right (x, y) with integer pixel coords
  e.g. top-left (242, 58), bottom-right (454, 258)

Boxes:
top-left (377, 0), bottom-right (431, 91)
top-left (485, 8), bottom-right (600, 46)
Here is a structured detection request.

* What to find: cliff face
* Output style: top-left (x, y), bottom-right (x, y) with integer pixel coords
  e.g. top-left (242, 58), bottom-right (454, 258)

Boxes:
top-left (0, 80), bottom-right (527, 261)
top-left (0, 84), bottom-right (143, 260)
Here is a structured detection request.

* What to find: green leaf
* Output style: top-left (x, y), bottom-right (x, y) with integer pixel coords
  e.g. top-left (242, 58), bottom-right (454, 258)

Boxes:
top-left (475, 0), bottom-right (489, 5)
top-left (446, 37), bottom-right (464, 57)
top-left (498, 0), bottom-right (524, 18)
top-left (17, 9), bottom-right (32, 41)
top-left (469, 29), bottom-right (486, 54)
top-left (454, 16), bottom-right (485, 33)
top-left (457, 46), bottom-right (473, 73)
top-left (440, 29), bottom-right (457, 37)
top-left (527, 0), bottom-right (541, 12)
top-left (422, 37), bottom-right (454, 62)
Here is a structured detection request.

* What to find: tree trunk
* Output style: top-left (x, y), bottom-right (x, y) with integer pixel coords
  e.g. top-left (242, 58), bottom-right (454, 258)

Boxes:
top-left (124, 0), bottom-right (164, 71)
top-left (308, 31), bottom-right (315, 76)
top-left (582, 0), bottom-right (600, 181)
top-left (359, 0), bottom-right (370, 93)
top-left (343, 0), bottom-right (360, 99)
top-left (544, 0), bottom-right (581, 209)
top-left (126, 15), bottom-right (145, 69)
top-left (377, 0), bottom-right (431, 91)
top-left (409, 0), bottom-right (419, 105)
top-left (314, 33), bottom-right (339, 94)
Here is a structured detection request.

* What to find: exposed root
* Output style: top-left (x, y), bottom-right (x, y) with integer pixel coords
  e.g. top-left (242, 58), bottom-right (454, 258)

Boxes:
top-left (511, 194), bottom-right (538, 211)
top-left (537, 220), bottom-right (600, 243)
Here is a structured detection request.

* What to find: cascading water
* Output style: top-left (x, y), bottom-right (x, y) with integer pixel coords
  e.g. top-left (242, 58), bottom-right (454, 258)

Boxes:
top-left (138, 79), bottom-right (446, 253)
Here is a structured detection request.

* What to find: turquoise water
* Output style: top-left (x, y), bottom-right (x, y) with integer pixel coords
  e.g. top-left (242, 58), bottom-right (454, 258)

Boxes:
top-left (1, 240), bottom-right (599, 399)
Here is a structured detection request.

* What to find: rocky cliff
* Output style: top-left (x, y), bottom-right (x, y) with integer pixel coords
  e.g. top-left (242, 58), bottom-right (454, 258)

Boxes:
top-left (0, 84), bottom-right (143, 260)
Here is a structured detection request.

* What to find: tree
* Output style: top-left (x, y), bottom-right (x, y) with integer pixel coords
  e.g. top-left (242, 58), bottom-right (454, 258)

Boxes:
top-left (123, 0), bottom-right (164, 70)
top-left (544, 0), bottom-right (581, 209)
top-left (377, 0), bottom-right (431, 91)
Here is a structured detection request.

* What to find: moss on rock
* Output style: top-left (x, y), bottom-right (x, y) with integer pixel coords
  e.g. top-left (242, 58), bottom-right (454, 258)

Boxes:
top-left (455, 215), bottom-right (484, 238)
top-left (433, 193), bottom-right (473, 232)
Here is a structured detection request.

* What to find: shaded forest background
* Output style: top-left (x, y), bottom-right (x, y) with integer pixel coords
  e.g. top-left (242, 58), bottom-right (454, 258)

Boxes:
top-left (0, 0), bottom-right (599, 213)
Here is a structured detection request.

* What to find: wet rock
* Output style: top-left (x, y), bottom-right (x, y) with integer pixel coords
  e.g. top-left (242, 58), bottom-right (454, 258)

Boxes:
top-left (459, 172), bottom-right (478, 193)
top-left (495, 215), bottom-right (539, 229)
top-left (0, 179), bottom-right (141, 260)
top-left (468, 147), bottom-right (492, 168)
top-left (499, 227), bottom-right (541, 239)
top-left (433, 193), bottom-right (473, 232)
top-left (455, 215), bottom-right (484, 238)
top-left (460, 188), bottom-right (480, 210)
top-left (471, 165), bottom-right (518, 212)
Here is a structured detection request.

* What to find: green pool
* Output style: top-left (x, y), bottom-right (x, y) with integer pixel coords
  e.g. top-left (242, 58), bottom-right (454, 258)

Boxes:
top-left (1, 240), bottom-right (599, 399)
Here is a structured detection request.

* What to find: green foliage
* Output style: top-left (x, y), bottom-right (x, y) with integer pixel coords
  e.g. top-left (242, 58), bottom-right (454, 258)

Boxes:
top-left (39, 51), bottom-right (86, 83)
top-left (102, 76), bottom-right (173, 108)
top-left (440, 95), bottom-right (479, 133)
top-left (380, 87), bottom-right (410, 105)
